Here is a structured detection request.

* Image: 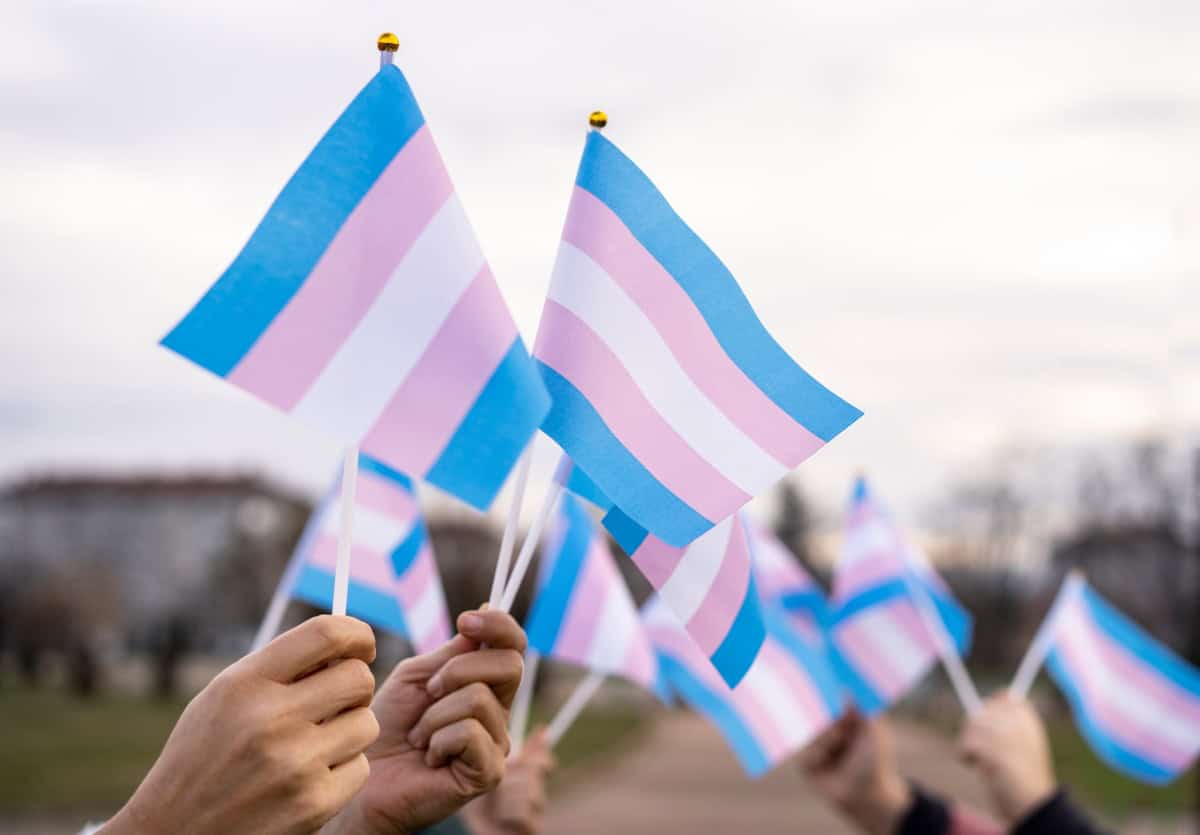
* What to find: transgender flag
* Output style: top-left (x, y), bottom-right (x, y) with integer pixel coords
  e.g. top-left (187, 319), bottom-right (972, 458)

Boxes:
top-left (644, 597), bottom-right (842, 777)
top-left (162, 64), bottom-right (549, 510)
top-left (745, 516), bottom-right (828, 645)
top-left (289, 454), bottom-right (451, 654)
top-left (525, 494), bottom-right (658, 690)
top-left (533, 130), bottom-right (861, 548)
top-left (1038, 575), bottom-right (1200, 784)
top-left (555, 458), bottom-right (766, 688)
top-left (827, 478), bottom-right (971, 715)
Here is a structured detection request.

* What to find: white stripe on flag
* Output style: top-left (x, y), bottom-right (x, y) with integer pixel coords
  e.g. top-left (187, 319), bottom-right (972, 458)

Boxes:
top-left (657, 517), bottom-right (735, 624)
top-left (841, 517), bottom-right (895, 566)
top-left (320, 501), bottom-right (415, 553)
top-left (586, 587), bottom-right (636, 672)
top-left (1059, 607), bottom-right (1200, 754)
top-left (405, 577), bottom-right (445, 641)
top-left (740, 652), bottom-right (812, 749)
top-left (857, 605), bottom-right (932, 685)
top-left (293, 195), bottom-right (486, 440)
top-left (548, 242), bottom-right (788, 495)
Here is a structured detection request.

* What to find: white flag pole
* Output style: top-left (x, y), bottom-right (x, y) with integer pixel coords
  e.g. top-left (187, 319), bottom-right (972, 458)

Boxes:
top-left (331, 446), bottom-right (359, 617)
top-left (1009, 571), bottom-right (1084, 698)
top-left (545, 670), bottom-right (606, 748)
top-left (499, 482), bottom-right (564, 613)
top-left (899, 561), bottom-right (982, 715)
top-left (508, 650), bottom-right (541, 756)
top-left (490, 448), bottom-right (533, 607)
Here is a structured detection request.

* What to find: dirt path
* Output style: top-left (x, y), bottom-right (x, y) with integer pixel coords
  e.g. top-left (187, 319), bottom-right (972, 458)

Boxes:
top-left (546, 710), bottom-right (995, 835)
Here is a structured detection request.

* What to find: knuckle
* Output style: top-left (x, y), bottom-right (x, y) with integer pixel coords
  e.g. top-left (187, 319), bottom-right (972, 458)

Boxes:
top-left (310, 615), bottom-right (349, 652)
top-left (343, 659), bottom-right (376, 699)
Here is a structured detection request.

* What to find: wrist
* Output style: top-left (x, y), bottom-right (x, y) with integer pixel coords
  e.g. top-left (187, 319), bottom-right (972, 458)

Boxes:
top-left (1004, 783), bottom-right (1058, 827)
top-left (321, 800), bottom-right (412, 835)
top-left (844, 774), bottom-right (911, 835)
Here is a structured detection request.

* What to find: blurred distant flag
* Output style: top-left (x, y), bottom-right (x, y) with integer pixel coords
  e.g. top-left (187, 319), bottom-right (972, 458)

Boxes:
top-left (745, 516), bottom-right (828, 645)
top-left (827, 478), bottom-right (972, 715)
top-left (643, 596), bottom-right (843, 778)
top-left (606, 507), bottom-right (766, 688)
top-left (533, 129), bottom-right (861, 548)
top-left (1026, 574), bottom-right (1200, 784)
top-left (525, 493), bottom-right (659, 691)
top-left (161, 64), bottom-right (549, 510)
top-left (289, 454), bottom-right (451, 653)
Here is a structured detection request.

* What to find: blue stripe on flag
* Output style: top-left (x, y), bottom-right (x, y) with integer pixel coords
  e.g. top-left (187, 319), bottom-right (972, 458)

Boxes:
top-left (827, 578), bottom-right (972, 656)
top-left (657, 654), bottom-right (771, 778)
top-left (1046, 647), bottom-right (1178, 784)
top-left (426, 337), bottom-right (550, 511)
top-left (390, 524), bottom-right (427, 576)
top-left (537, 363), bottom-right (713, 546)
top-left (779, 589), bottom-right (829, 621)
top-left (1081, 586), bottom-right (1200, 698)
top-left (564, 462), bottom-right (613, 511)
top-left (359, 453), bottom-right (414, 490)
top-left (709, 574), bottom-right (767, 688)
top-left (525, 498), bottom-right (593, 655)
top-left (764, 607), bottom-right (845, 716)
top-left (573, 132), bottom-right (863, 442)
top-left (292, 565), bottom-right (409, 637)
top-left (602, 507), bottom-right (650, 555)
top-left (161, 66), bottom-right (427, 376)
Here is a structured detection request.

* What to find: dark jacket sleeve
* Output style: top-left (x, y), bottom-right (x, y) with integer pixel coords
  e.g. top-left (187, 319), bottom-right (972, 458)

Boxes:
top-left (896, 786), bottom-right (952, 835)
top-left (1012, 791), bottom-right (1108, 835)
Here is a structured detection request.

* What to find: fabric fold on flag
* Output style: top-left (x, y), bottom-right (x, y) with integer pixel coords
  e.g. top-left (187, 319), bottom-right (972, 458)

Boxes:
top-left (162, 65), bottom-right (549, 510)
top-left (827, 477), bottom-right (972, 715)
top-left (1038, 575), bottom-right (1200, 785)
top-left (525, 493), bottom-right (660, 692)
top-left (745, 515), bottom-right (828, 645)
top-left (289, 453), bottom-right (451, 654)
top-left (643, 596), bottom-right (843, 778)
top-left (606, 506), bottom-right (767, 688)
top-left (533, 130), bottom-right (861, 548)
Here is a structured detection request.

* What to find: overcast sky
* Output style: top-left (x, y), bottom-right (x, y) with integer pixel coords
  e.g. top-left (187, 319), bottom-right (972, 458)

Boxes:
top-left (1, 0), bottom-right (1196, 530)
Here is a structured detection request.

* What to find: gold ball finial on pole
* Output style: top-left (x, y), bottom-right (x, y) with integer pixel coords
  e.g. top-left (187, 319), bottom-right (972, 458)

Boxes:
top-left (378, 32), bottom-right (399, 67)
top-left (588, 111), bottom-right (608, 130)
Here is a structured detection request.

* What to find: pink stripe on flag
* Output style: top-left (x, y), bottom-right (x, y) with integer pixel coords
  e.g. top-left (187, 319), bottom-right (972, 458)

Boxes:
top-left (760, 641), bottom-right (829, 729)
top-left (835, 618), bottom-right (907, 700)
top-left (394, 544), bottom-right (435, 608)
top-left (630, 537), bottom-right (685, 589)
top-left (228, 127), bottom-right (453, 408)
top-left (362, 267), bottom-right (518, 475)
top-left (535, 300), bottom-right (749, 521)
top-left (620, 635), bottom-right (658, 689)
top-left (310, 535), bottom-right (396, 589)
top-left (355, 471), bottom-right (419, 520)
top-left (649, 626), bottom-right (722, 687)
top-left (563, 187), bottom-right (825, 466)
top-left (730, 677), bottom-right (790, 763)
top-left (836, 553), bottom-right (903, 598)
top-left (687, 519), bottom-right (753, 655)
top-left (1075, 610), bottom-right (1200, 727)
top-left (555, 549), bottom-right (611, 661)
top-left (890, 600), bottom-right (940, 656)
top-left (1056, 630), bottom-right (1193, 769)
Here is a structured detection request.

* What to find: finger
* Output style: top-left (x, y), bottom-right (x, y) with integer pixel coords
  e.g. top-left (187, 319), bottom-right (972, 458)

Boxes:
top-left (457, 609), bottom-right (527, 653)
top-left (384, 633), bottom-right (477, 687)
top-left (408, 682), bottom-right (508, 750)
top-left (425, 718), bottom-right (505, 791)
top-left (252, 616), bottom-right (376, 683)
top-left (325, 752), bottom-right (372, 818)
top-left (426, 648), bottom-right (525, 706)
top-left (315, 705), bottom-right (380, 767)
top-left (289, 658), bottom-right (376, 721)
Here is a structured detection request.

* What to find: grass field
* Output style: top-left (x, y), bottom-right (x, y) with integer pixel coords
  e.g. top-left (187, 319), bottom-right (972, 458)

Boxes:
top-left (1047, 720), bottom-right (1197, 819)
top-left (0, 683), bottom-right (650, 819)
